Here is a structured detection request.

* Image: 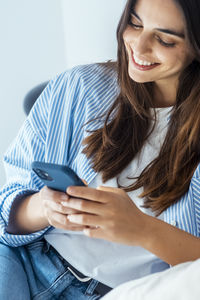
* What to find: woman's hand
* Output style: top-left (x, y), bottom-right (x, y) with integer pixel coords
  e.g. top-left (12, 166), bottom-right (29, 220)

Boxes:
top-left (63, 185), bottom-right (147, 246)
top-left (39, 186), bottom-right (86, 231)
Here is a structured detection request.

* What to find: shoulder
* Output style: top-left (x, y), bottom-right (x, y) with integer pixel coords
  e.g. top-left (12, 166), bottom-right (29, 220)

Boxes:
top-left (191, 164), bottom-right (200, 202)
top-left (67, 61), bottom-right (117, 81)
top-left (52, 62), bottom-right (118, 94)
top-left (192, 164), bottom-right (200, 179)
top-left (48, 62), bottom-right (119, 115)
top-left (52, 62), bottom-right (117, 90)
top-left (29, 63), bottom-right (119, 141)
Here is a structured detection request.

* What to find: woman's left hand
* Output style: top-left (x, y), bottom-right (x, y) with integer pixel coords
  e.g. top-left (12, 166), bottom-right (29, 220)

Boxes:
top-left (63, 185), bottom-right (147, 246)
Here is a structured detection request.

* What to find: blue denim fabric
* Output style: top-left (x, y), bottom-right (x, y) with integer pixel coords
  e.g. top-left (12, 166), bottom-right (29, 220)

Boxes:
top-left (0, 240), bottom-right (102, 300)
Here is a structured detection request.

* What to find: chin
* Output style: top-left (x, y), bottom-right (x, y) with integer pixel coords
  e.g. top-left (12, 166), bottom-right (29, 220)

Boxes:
top-left (128, 69), bottom-right (151, 83)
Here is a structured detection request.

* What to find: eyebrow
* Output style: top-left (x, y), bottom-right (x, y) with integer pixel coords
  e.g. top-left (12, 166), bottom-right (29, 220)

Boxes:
top-left (131, 11), bottom-right (185, 39)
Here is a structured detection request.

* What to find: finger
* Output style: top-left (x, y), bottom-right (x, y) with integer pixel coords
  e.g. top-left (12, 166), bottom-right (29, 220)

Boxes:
top-left (44, 200), bottom-right (79, 215)
top-left (97, 186), bottom-right (125, 196)
top-left (83, 227), bottom-right (104, 240)
top-left (49, 211), bottom-right (85, 230)
top-left (51, 220), bottom-right (86, 231)
top-left (67, 213), bottom-right (102, 227)
top-left (61, 198), bottom-right (104, 215)
top-left (66, 186), bottom-right (108, 203)
top-left (51, 220), bottom-right (85, 231)
top-left (81, 179), bottom-right (88, 185)
top-left (42, 186), bottom-right (69, 203)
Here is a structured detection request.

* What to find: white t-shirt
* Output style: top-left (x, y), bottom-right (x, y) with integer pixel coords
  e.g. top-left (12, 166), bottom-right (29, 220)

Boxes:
top-left (45, 106), bottom-right (172, 288)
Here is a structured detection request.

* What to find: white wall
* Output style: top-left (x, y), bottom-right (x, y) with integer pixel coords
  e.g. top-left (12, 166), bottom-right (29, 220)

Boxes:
top-left (61, 0), bottom-right (126, 68)
top-left (0, 0), bottom-right (66, 186)
top-left (0, 0), bottom-right (126, 186)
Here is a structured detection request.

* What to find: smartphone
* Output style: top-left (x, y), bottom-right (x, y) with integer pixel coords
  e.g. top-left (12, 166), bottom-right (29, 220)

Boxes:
top-left (31, 161), bottom-right (85, 192)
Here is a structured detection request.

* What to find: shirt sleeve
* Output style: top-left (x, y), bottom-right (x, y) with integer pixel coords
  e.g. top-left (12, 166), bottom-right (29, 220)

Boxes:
top-left (0, 78), bottom-right (55, 247)
top-left (191, 176), bottom-right (200, 237)
top-left (0, 63), bottom-right (117, 247)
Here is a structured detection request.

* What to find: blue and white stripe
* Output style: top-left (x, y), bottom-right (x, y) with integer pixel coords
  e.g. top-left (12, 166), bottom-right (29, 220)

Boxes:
top-left (0, 62), bottom-right (200, 247)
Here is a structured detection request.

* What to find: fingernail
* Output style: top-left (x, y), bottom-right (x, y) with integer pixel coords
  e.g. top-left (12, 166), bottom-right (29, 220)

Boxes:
top-left (67, 186), bottom-right (75, 194)
top-left (83, 228), bottom-right (90, 236)
top-left (67, 215), bottom-right (73, 221)
top-left (96, 186), bottom-right (103, 190)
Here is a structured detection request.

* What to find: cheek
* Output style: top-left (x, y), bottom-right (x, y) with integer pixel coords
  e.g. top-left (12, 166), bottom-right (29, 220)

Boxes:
top-left (158, 42), bottom-right (193, 67)
top-left (157, 48), bottom-right (187, 69)
top-left (123, 27), bottom-right (138, 45)
top-left (122, 29), bottom-right (129, 44)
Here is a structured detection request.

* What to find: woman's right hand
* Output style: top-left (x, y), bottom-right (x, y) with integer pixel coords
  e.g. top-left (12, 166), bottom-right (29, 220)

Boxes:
top-left (40, 186), bottom-right (85, 231)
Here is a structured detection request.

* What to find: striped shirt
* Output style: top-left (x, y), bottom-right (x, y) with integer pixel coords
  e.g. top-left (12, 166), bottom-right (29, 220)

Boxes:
top-left (0, 62), bottom-right (200, 249)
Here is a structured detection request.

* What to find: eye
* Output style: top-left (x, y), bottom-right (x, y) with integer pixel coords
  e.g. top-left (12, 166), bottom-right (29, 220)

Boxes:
top-left (156, 36), bottom-right (176, 48)
top-left (128, 22), bottom-right (143, 30)
top-left (128, 16), bottom-right (142, 30)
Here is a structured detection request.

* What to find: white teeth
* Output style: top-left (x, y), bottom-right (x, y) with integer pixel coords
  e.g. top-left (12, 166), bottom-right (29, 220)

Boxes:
top-left (133, 54), bottom-right (155, 66)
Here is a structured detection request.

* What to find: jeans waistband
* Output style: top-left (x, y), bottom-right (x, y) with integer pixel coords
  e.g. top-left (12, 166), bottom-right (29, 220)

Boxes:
top-left (45, 241), bottom-right (112, 297)
top-left (63, 258), bottom-right (112, 297)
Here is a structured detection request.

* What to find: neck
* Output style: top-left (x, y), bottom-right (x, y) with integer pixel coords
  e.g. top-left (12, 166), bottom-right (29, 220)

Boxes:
top-left (153, 80), bottom-right (178, 108)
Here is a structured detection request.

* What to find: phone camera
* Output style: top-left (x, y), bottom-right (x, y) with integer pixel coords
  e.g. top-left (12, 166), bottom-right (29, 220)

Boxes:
top-left (33, 168), bottom-right (53, 181)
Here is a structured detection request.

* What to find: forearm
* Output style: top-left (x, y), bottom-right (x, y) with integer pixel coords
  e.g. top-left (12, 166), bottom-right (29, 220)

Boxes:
top-left (141, 214), bottom-right (200, 266)
top-left (7, 193), bottom-right (49, 235)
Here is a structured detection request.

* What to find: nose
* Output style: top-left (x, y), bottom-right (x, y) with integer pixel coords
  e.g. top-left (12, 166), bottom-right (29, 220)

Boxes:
top-left (132, 32), bottom-right (152, 56)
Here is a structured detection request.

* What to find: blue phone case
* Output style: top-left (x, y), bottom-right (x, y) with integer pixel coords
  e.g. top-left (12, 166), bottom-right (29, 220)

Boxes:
top-left (32, 161), bottom-right (85, 192)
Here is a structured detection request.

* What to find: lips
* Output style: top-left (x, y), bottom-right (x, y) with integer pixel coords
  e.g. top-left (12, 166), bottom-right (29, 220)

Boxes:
top-left (131, 50), bottom-right (160, 71)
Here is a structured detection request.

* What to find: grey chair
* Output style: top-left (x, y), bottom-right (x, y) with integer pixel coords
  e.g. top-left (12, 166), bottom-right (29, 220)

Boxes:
top-left (23, 81), bottom-right (49, 115)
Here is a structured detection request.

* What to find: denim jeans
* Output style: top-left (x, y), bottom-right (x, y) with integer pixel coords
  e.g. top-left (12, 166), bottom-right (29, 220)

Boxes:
top-left (0, 239), bottom-right (102, 300)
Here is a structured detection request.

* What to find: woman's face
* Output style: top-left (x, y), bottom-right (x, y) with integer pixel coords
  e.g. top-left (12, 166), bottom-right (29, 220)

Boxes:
top-left (123, 0), bottom-right (194, 85)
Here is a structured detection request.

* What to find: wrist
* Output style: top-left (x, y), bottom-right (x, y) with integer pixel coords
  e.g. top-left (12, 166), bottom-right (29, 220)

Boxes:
top-left (137, 213), bottom-right (156, 248)
top-left (31, 192), bottom-right (50, 228)
top-left (15, 192), bottom-right (49, 234)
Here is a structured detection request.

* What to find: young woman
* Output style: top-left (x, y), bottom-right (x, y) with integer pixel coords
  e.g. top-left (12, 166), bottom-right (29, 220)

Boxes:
top-left (0, 0), bottom-right (200, 299)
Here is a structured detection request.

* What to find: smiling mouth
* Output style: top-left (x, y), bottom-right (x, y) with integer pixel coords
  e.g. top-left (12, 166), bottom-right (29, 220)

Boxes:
top-left (131, 50), bottom-right (160, 70)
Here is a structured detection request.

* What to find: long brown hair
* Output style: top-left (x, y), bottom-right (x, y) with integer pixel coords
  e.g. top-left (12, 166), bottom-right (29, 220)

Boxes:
top-left (82, 0), bottom-right (200, 216)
